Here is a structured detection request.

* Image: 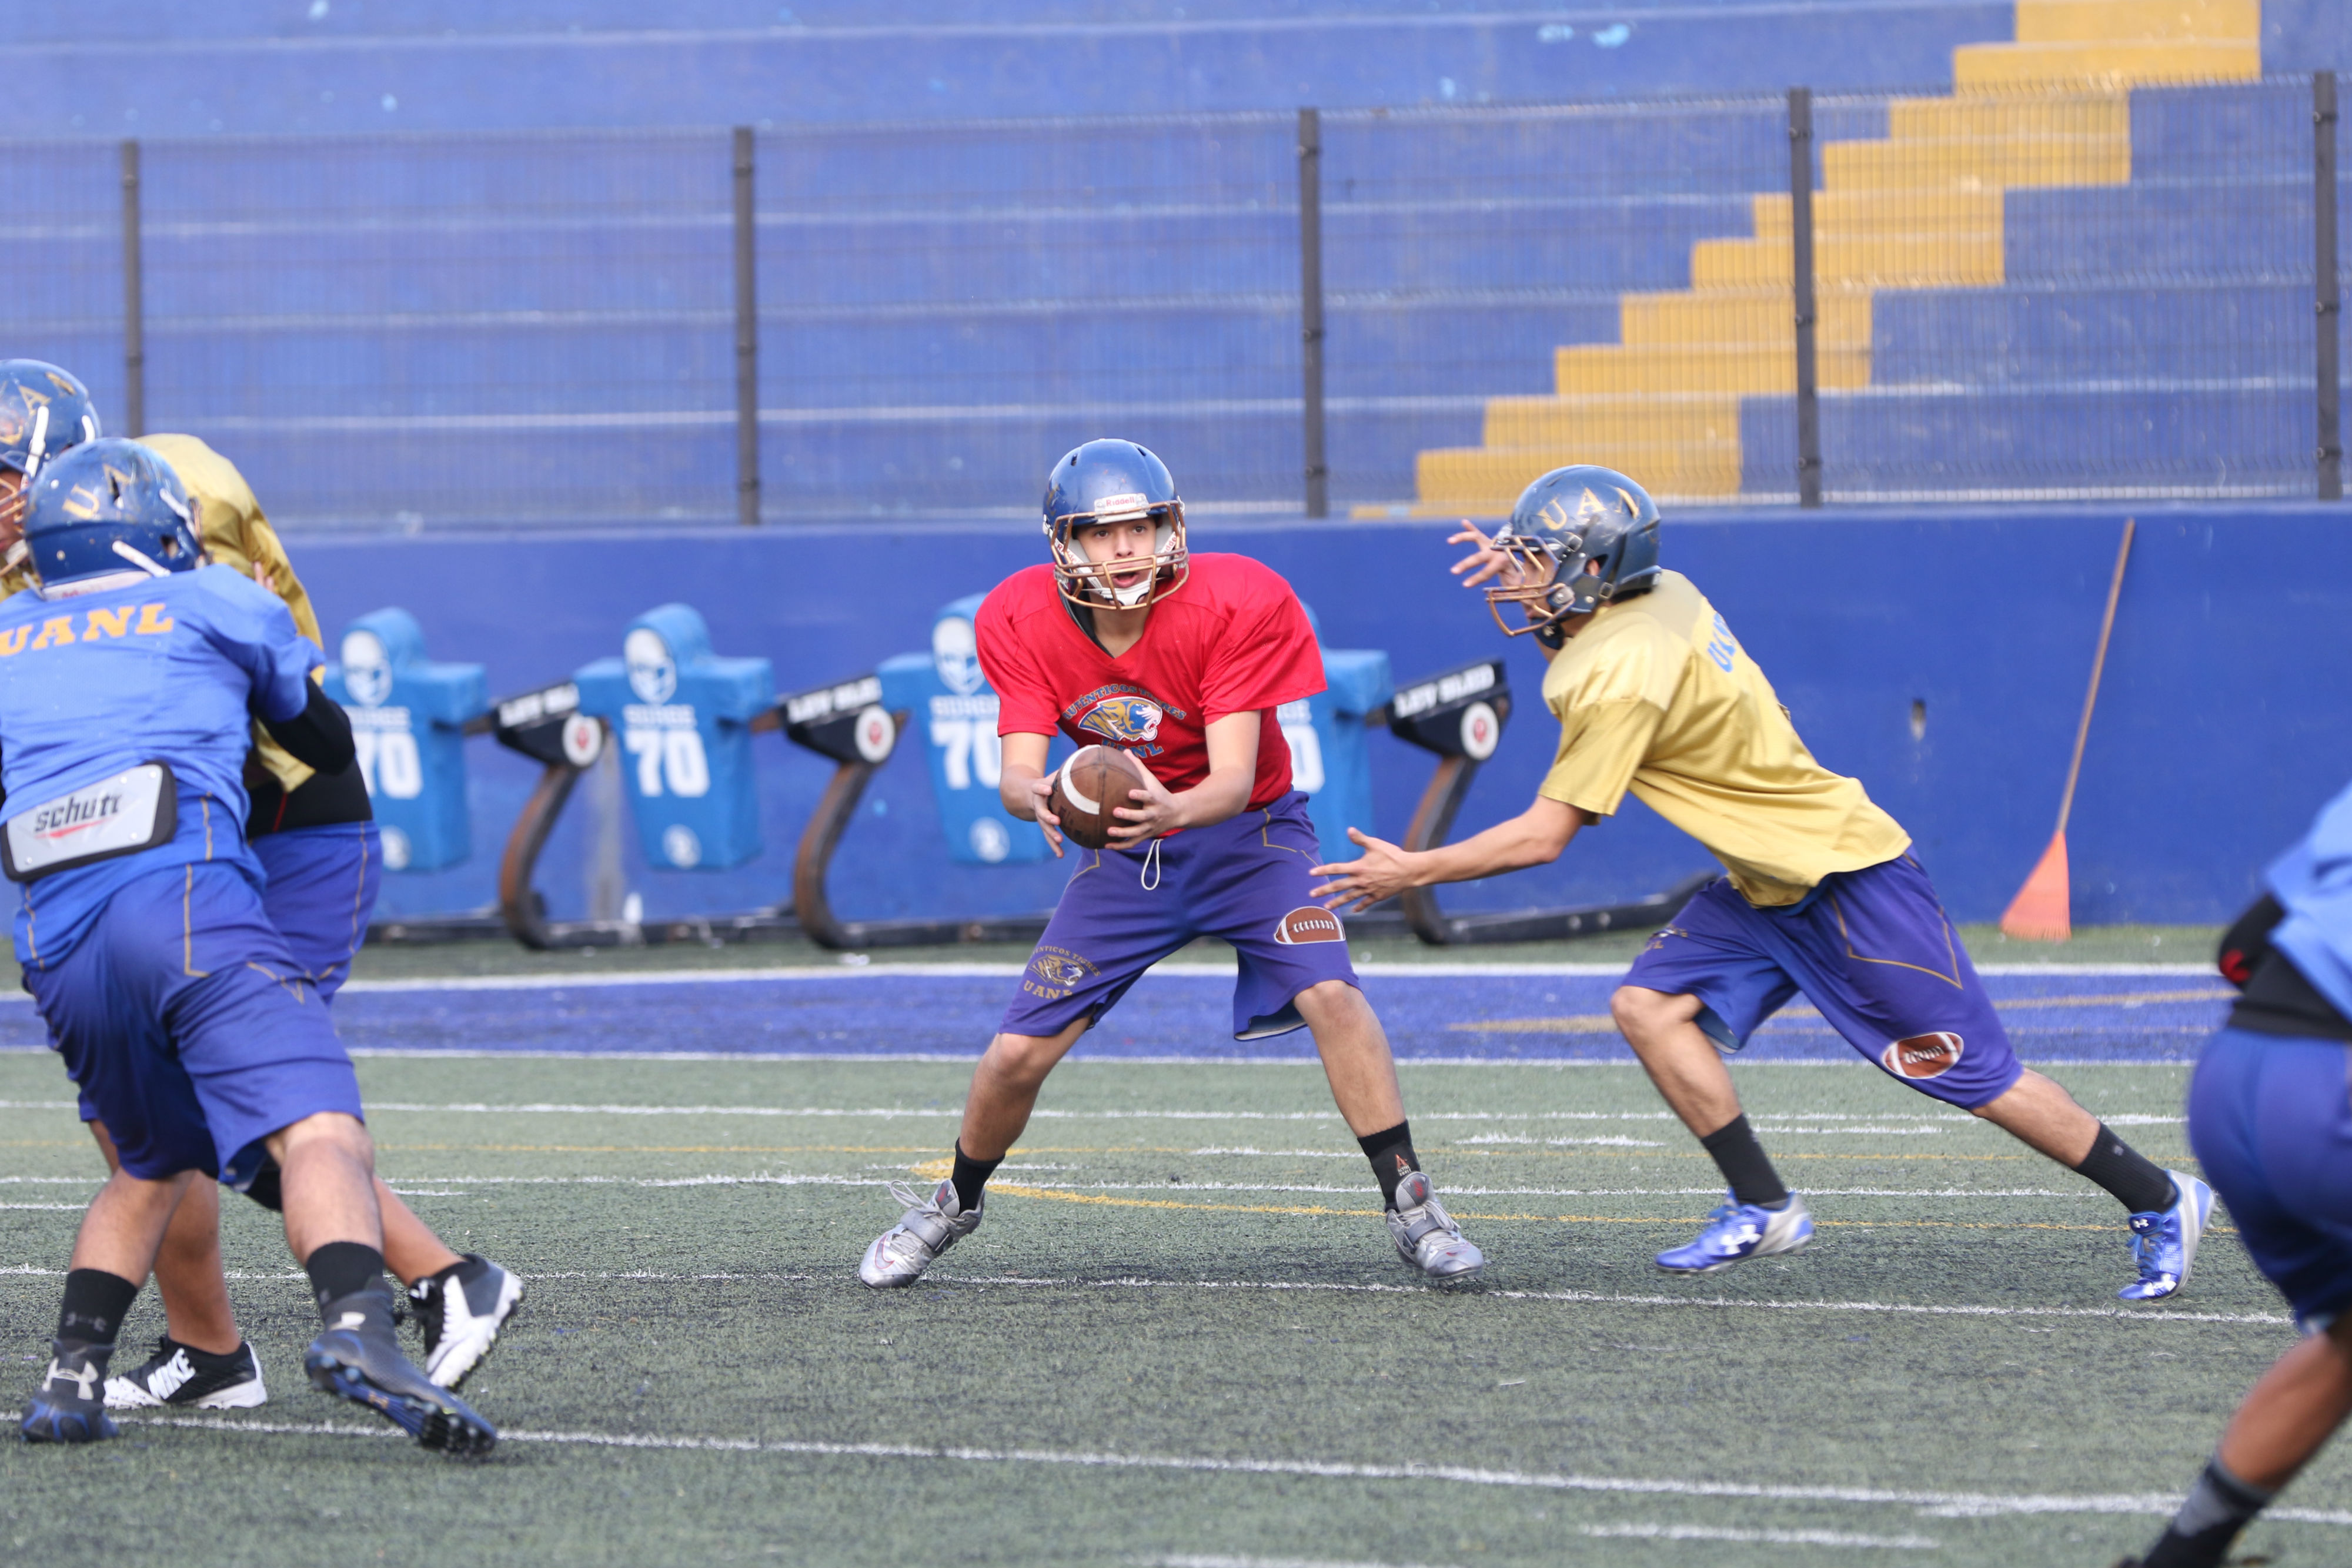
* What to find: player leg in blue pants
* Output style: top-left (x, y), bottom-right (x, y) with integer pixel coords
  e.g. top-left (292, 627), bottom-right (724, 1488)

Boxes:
top-left (96, 822), bottom-right (522, 1410)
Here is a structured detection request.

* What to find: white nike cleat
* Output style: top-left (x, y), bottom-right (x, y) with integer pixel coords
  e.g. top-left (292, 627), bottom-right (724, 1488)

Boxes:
top-left (1385, 1170), bottom-right (1486, 1288)
top-left (103, 1338), bottom-right (267, 1410)
top-left (860, 1179), bottom-right (983, 1287)
top-left (409, 1255), bottom-right (525, 1389)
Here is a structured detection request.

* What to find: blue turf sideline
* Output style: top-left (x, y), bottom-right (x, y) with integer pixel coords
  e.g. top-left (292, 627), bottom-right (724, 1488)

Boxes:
top-left (0, 968), bottom-right (2229, 1064)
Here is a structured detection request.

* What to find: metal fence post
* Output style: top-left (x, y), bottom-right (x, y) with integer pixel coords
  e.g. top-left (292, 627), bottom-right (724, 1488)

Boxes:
top-left (1297, 107), bottom-right (1329, 519)
top-left (120, 139), bottom-right (145, 438)
top-left (2317, 73), bottom-right (2342, 501)
top-left (1788, 88), bottom-right (1821, 507)
top-left (732, 126), bottom-right (761, 527)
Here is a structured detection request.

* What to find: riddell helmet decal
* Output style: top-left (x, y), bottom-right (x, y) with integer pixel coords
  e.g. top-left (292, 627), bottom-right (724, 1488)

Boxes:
top-left (1880, 1032), bottom-right (1965, 1080)
top-left (1273, 906), bottom-right (1345, 945)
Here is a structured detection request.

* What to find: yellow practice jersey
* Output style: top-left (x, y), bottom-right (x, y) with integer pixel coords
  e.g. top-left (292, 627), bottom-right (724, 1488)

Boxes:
top-left (1536, 569), bottom-right (1910, 907)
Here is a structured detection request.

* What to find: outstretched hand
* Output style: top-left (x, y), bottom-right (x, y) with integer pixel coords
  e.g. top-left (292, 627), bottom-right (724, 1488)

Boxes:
top-left (1447, 520), bottom-right (1522, 591)
top-left (1310, 827), bottom-right (1421, 912)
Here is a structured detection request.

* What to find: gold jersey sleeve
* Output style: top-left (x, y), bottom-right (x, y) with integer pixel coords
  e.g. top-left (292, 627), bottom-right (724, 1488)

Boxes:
top-left (1537, 570), bottom-right (1910, 907)
top-left (139, 433), bottom-right (323, 794)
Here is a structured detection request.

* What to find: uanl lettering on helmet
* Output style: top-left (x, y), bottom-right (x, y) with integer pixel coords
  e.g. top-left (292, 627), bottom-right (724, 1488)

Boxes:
top-left (1272, 906), bottom-right (1345, 945)
top-left (1879, 1031), bottom-right (1965, 1080)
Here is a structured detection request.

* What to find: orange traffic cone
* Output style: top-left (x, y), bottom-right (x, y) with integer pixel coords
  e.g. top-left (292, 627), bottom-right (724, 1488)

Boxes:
top-left (2000, 831), bottom-right (2072, 942)
top-left (1999, 519), bottom-right (2133, 944)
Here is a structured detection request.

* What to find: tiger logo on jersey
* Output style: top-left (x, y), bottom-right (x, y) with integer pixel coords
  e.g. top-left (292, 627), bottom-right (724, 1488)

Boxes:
top-left (1076, 695), bottom-right (1163, 748)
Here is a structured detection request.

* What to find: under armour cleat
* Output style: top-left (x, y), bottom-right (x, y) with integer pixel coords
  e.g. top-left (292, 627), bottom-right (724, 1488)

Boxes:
top-left (2119, 1171), bottom-right (2213, 1302)
top-left (304, 1288), bottom-right (496, 1456)
top-left (105, 1336), bottom-right (266, 1410)
top-left (859, 1178), bottom-right (982, 1288)
top-left (1655, 1193), bottom-right (1814, 1275)
top-left (21, 1341), bottom-right (118, 1444)
top-left (1385, 1170), bottom-right (1486, 1288)
top-left (409, 1255), bottom-right (524, 1389)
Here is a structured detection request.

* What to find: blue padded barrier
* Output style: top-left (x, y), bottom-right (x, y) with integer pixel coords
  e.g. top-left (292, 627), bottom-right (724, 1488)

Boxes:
top-left (320, 607), bottom-right (488, 872)
top-left (282, 507), bottom-right (2352, 932)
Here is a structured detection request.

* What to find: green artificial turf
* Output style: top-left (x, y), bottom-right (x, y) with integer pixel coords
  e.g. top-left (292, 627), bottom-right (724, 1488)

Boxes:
top-left (0, 1049), bottom-right (2331, 1566)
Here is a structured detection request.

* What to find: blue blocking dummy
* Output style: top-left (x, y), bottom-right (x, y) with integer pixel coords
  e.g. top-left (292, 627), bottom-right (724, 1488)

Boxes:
top-left (575, 604), bottom-right (774, 871)
top-left (1285, 605), bottom-right (1392, 859)
top-left (322, 607), bottom-right (488, 872)
top-left (877, 593), bottom-right (1051, 866)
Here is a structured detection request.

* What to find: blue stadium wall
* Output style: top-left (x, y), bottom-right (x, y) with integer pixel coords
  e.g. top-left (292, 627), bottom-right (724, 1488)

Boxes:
top-left (293, 504), bottom-right (2352, 932)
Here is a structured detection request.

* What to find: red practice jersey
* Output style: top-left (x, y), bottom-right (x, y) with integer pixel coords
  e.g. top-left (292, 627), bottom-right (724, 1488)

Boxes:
top-left (976, 553), bottom-right (1327, 812)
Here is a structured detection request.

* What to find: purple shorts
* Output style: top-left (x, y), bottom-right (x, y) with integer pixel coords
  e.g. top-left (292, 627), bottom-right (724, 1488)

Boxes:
top-left (1003, 791), bottom-right (1359, 1041)
top-left (1622, 853), bottom-right (2023, 1109)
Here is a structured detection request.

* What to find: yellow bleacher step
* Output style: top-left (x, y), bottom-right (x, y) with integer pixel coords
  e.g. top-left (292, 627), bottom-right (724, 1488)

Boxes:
top-left (1416, 439), bottom-right (1743, 506)
top-left (1827, 130), bottom-right (2127, 189)
top-left (1691, 232), bottom-right (2001, 289)
top-left (1954, 38), bottom-right (2261, 89)
top-left (1553, 342), bottom-right (1872, 396)
top-left (2015, 0), bottom-right (2258, 45)
top-left (1619, 289), bottom-right (1871, 349)
top-left (1481, 392), bottom-right (1742, 449)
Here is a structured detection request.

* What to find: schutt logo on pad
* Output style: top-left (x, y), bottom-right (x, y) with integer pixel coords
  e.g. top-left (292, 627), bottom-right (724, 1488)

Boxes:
top-left (1273, 907), bottom-right (1344, 945)
top-left (1880, 1031), bottom-right (1965, 1080)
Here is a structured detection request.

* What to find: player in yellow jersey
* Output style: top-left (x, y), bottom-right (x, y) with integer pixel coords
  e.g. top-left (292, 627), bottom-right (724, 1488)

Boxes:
top-left (1311, 464), bottom-right (2211, 1298)
top-left (0, 363), bottom-right (522, 1405)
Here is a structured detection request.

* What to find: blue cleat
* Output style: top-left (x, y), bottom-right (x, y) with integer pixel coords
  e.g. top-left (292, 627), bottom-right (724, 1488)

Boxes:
top-left (1655, 1193), bottom-right (1813, 1275)
top-left (2119, 1171), bottom-right (2213, 1302)
top-left (21, 1342), bottom-right (118, 1445)
top-left (304, 1288), bottom-right (496, 1456)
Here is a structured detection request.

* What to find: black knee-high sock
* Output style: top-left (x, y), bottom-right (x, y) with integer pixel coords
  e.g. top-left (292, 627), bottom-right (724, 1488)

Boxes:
top-left (1358, 1121), bottom-right (1420, 1208)
top-left (1699, 1115), bottom-right (1789, 1209)
top-left (2073, 1122), bottom-right (2176, 1215)
top-left (55, 1268), bottom-right (139, 1348)
top-left (305, 1241), bottom-right (388, 1325)
top-left (950, 1144), bottom-right (1001, 1212)
top-left (2140, 1456), bottom-right (2275, 1568)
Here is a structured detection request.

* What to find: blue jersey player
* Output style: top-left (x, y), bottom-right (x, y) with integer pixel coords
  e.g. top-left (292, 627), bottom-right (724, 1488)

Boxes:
top-left (6, 440), bottom-right (493, 1453)
top-left (2119, 783), bottom-right (2352, 1567)
top-left (1314, 465), bottom-right (2206, 1299)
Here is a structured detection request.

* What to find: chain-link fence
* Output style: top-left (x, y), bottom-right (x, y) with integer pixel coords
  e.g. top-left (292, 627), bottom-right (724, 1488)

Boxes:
top-left (0, 77), bottom-right (2341, 527)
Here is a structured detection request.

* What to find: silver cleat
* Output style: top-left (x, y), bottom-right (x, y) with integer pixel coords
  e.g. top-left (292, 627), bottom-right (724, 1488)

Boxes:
top-left (859, 1178), bottom-right (983, 1288)
top-left (1385, 1170), bottom-right (1485, 1288)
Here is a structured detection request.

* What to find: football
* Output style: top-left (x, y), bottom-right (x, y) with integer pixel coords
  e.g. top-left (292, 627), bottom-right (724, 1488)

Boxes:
top-left (1048, 745), bottom-right (1150, 850)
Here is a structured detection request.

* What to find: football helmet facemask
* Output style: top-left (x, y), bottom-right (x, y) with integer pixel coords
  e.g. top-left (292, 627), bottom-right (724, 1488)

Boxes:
top-left (0, 359), bottom-right (101, 554)
top-left (1482, 464), bottom-right (1661, 640)
top-left (1041, 438), bottom-right (1188, 610)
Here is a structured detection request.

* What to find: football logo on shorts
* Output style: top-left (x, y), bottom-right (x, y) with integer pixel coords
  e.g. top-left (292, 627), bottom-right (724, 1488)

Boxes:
top-left (1077, 696), bottom-right (1162, 747)
top-left (1272, 906), bottom-right (1344, 945)
top-left (1880, 1031), bottom-right (1965, 1080)
top-left (1022, 944), bottom-right (1098, 1002)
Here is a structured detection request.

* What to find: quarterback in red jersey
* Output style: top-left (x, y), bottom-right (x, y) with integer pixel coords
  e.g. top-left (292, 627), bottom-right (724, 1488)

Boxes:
top-left (858, 439), bottom-right (1485, 1289)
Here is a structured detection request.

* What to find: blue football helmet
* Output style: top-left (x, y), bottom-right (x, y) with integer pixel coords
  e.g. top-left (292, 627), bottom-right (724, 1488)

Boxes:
top-left (1041, 438), bottom-right (1188, 609)
top-left (1483, 464), bottom-right (1661, 639)
top-left (22, 439), bottom-right (202, 596)
top-left (0, 360), bottom-right (101, 542)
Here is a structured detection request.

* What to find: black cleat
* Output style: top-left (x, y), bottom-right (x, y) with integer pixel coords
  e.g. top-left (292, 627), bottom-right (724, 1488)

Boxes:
top-left (304, 1288), bottom-right (496, 1456)
top-left (105, 1336), bottom-right (267, 1410)
top-left (21, 1341), bottom-right (118, 1445)
top-left (409, 1254), bottom-right (524, 1389)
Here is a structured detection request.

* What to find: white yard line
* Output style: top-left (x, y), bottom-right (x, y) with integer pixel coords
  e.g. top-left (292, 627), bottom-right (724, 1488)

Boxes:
top-left (123, 1413), bottom-right (2350, 1526)
top-left (1581, 1523), bottom-right (1937, 1550)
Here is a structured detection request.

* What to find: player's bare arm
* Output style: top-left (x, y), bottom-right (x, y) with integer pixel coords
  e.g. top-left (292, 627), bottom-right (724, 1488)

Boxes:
top-left (1107, 711), bottom-right (1258, 841)
top-left (1311, 797), bottom-right (1589, 911)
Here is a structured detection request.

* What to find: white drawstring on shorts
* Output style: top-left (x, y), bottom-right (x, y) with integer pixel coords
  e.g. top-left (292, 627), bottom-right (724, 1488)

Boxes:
top-left (1140, 837), bottom-right (1162, 891)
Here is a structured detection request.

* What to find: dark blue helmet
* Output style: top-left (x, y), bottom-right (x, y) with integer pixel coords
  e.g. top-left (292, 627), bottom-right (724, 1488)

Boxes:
top-left (1041, 438), bottom-right (1188, 609)
top-left (22, 439), bottom-right (202, 596)
top-left (1484, 465), bottom-right (1661, 640)
top-left (0, 360), bottom-right (101, 544)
